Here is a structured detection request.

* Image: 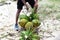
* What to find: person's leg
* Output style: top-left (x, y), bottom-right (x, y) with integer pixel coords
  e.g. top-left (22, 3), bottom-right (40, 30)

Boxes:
top-left (34, 4), bottom-right (38, 13)
top-left (15, 9), bottom-right (21, 31)
top-left (15, 0), bottom-right (24, 31)
top-left (16, 9), bottom-right (21, 24)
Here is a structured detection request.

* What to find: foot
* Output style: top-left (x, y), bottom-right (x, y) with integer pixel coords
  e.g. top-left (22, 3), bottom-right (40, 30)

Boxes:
top-left (15, 24), bottom-right (19, 31)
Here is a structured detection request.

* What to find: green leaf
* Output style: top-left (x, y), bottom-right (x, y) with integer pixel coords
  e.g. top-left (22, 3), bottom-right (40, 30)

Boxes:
top-left (20, 26), bottom-right (40, 40)
top-left (19, 37), bottom-right (24, 40)
top-left (32, 38), bottom-right (38, 40)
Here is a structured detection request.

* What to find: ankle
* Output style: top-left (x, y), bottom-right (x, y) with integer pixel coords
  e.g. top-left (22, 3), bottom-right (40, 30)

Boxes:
top-left (15, 23), bottom-right (18, 25)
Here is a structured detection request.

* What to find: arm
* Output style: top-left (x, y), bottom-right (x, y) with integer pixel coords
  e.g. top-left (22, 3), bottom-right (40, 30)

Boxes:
top-left (22, 0), bottom-right (29, 10)
top-left (22, 0), bottom-right (26, 5)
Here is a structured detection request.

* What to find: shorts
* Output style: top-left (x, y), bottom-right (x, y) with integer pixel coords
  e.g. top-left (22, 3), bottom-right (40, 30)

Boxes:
top-left (17, 0), bottom-right (35, 9)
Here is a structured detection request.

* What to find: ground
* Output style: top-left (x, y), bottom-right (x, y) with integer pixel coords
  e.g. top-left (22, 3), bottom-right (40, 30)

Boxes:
top-left (0, 0), bottom-right (60, 40)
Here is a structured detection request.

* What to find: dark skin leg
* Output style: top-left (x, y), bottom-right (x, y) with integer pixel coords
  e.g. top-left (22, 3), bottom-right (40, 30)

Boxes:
top-left (16, 9), bottom-right (21, 24)
top-left (34, 4), bottom-right (38, 13)
top-left (34, 6), bottom-right (38, 13)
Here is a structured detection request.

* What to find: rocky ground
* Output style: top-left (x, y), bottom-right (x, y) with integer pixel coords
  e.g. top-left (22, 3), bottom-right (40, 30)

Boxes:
top-left (0, 0), bottom-right (60, 40)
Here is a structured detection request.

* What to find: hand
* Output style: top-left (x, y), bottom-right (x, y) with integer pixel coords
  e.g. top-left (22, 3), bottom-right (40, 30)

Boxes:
top-left (25, 4), bottom-right (29, 10)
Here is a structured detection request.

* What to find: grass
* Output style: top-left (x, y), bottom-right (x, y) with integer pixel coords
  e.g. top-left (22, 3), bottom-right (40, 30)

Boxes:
top-left (48, 0), bottom-right (60, 4)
